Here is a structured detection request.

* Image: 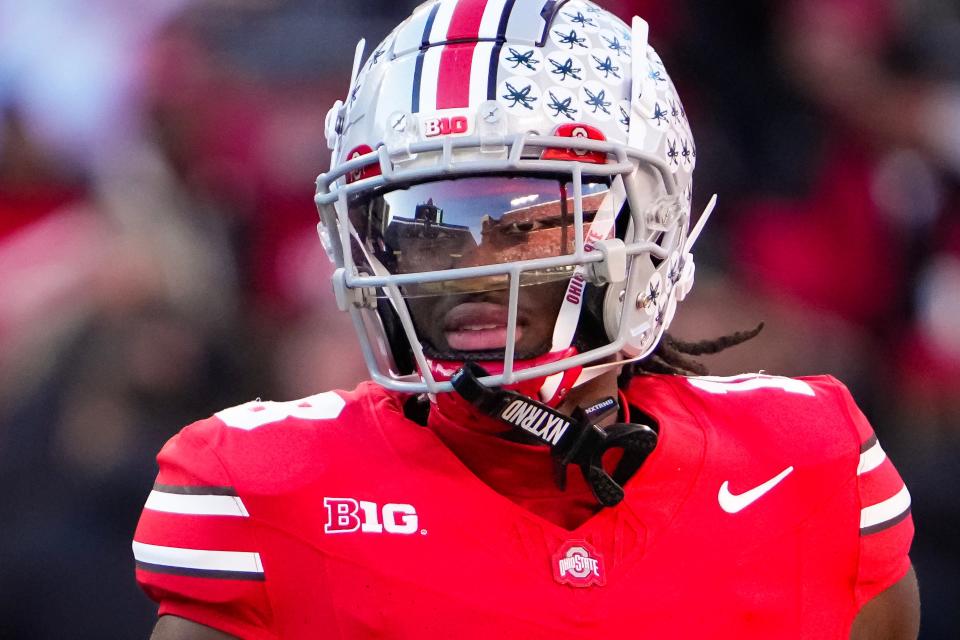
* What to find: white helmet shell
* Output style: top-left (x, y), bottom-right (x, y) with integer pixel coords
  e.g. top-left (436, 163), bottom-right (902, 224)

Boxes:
top-left (316, 0), bottom-right (703, 395)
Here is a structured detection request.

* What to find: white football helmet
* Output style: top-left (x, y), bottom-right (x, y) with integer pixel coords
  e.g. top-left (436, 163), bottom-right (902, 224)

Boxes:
top-left (315, 0), bottom-right (712, 404)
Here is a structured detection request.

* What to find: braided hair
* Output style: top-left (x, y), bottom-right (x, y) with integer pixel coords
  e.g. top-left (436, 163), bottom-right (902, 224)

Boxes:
top-left (623, 323), bottom-right (765, 379)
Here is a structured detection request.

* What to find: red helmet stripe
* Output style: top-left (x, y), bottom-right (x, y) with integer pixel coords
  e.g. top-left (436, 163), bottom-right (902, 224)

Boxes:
top-left (446, 0), bottom-right (490, 41)
top-left (437, 0), bottom-right (489, 109)
top-left (422, 0), bottom-right (521, 111)
top-left (437, 43), bottom-right (479, 109)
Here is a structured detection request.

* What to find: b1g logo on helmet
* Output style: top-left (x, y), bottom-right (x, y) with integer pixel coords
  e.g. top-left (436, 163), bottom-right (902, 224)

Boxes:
top-left (422, 115), bottom-right (470, 138)
top-left (552, 540), bottom-right (606, 587)
top-left (324, 497), bottom-right (421, 535)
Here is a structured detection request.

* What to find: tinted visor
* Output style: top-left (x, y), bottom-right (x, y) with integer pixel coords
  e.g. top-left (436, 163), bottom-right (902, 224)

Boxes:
top-left (348, 175), bottom-right (619, 295)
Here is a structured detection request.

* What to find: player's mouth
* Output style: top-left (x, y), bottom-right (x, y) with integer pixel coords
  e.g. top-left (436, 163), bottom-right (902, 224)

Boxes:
top-left (442, 302), bottom-right (526, 351)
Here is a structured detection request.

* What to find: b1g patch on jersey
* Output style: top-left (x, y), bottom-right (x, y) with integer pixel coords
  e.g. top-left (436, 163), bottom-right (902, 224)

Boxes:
top-left (552, 540), bottom-right (606, 587)
top-left (323, 497), bottom-right (423, 536)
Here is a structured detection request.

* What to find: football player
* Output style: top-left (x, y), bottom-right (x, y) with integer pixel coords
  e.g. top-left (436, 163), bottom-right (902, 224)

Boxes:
top-left (135, 1), bottom-right (919, 638)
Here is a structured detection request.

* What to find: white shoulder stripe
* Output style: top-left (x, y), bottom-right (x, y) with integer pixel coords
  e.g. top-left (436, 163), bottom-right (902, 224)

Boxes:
top-left (857, 440), bottom-right (887, 475)
top-left (688, 375), bottom-right (815, 397)
top-left (145, 490), bottom-right (249, 517)
top-left (132, 541), bottom-right (263, 574)
top-left (860, 485), bottom-right (911, 530)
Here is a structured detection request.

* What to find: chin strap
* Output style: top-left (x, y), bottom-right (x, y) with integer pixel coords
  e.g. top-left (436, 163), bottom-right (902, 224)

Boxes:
top-left (451, 362), bottom-right (657, 507)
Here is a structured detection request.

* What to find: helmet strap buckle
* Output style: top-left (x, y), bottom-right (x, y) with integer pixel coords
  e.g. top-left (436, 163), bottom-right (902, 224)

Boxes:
top-left (450, 362), bottom-right (657, 507)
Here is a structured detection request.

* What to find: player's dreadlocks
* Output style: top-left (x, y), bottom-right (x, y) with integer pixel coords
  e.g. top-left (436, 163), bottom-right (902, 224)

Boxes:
top-left (623, 323), bottom-right (765, 379)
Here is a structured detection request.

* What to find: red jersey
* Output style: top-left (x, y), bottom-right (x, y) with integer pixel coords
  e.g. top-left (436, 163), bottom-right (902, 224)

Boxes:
top-left (133, 373), bottom-right (912, 639)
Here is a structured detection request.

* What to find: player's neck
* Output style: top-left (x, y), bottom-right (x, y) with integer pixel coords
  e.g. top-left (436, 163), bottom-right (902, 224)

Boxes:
top-left (425, 364), bottom-right (625, 438)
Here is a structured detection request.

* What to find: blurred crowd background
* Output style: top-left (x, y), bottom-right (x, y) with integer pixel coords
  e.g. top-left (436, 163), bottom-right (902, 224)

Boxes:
top-left (0, 0), bottom-right (957, 637)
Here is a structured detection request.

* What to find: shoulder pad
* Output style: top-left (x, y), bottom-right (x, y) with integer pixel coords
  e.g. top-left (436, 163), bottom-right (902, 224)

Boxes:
top-left (214, 392), bottom-right (347, 431)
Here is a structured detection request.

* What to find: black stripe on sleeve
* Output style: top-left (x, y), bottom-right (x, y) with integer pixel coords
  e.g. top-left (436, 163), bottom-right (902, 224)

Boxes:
top-left (152, 483), bottom-right (237, 497)
top-left (135, 561), bottom-right (266, 582)
top-left (860, 507), bottom-right (911, 536)
top-left (859, 434), bottom-right (878, 453)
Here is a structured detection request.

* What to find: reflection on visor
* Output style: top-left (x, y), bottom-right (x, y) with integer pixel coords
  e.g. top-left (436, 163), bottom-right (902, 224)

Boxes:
top-left (349, 176), bottom-right (617, 278)
top-left (369, 267), bottom-right (578, 298)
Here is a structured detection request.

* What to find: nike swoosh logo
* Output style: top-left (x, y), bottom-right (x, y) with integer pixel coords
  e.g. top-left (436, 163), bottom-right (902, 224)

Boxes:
top-left (718, 466), bottom-right (794, 514)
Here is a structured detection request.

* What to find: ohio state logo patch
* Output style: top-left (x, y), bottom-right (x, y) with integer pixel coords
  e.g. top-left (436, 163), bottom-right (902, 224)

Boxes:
top-left (552, 539), bottom-right (606, 587)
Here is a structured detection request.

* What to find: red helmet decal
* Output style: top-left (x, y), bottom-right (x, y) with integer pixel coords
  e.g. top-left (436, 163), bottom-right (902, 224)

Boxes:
top-left (541, 124), bottom-right (607, 165)
top-left (344, 145), bottom-right (382, 184)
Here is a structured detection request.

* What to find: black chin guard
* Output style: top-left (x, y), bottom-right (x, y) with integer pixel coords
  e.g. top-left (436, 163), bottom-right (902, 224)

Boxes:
top-left (450, 362), bottom-right (657, 507)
